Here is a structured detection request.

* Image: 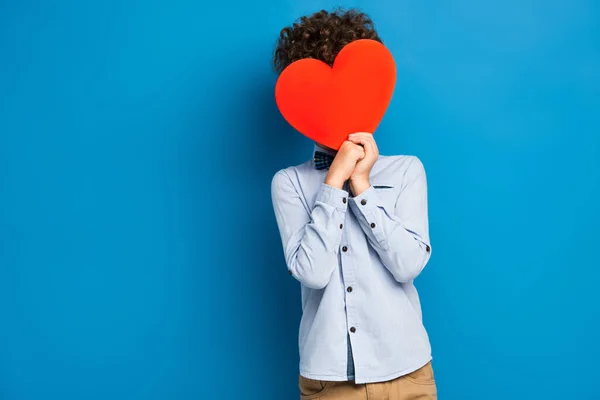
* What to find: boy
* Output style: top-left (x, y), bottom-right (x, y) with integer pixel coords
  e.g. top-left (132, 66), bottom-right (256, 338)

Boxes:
top-left (271, 9), bottom-right (437, 400)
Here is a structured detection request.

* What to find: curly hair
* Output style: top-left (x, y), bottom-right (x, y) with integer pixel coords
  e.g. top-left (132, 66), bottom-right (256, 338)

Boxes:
top-left (273, 8), bottom-right (382, 74)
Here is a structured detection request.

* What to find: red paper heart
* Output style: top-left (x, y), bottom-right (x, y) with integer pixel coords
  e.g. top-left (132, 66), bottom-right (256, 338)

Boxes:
top-left (275, 39), bottom-right (396, 150)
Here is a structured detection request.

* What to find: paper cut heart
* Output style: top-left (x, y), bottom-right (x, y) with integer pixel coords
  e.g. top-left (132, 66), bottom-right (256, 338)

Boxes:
top-left (275, 39), bottom-right (396, 150)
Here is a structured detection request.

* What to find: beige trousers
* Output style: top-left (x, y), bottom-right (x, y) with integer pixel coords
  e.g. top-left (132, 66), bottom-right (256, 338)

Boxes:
top-left (298, 361), bottom-right (437, 400)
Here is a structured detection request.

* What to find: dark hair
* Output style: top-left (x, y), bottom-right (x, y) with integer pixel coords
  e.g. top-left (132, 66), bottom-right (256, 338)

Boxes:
top-left (273, 8), bottom-right (382, 74)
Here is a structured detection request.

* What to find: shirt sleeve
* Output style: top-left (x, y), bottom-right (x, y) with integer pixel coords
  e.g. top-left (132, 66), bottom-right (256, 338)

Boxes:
top-left (271, 170), bottom-right (349, 289)
top-left (348, 156), bottom-right (432, 282)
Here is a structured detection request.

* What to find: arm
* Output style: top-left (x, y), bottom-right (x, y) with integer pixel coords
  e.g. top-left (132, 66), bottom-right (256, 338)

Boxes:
top-left (348, 156), bottom-right (432, 282)
top-left (271, 170), bottom-right (349, 289)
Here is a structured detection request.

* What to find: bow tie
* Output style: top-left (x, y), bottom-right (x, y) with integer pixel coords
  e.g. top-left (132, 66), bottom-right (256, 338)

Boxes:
top-left (314, 150), bottom-right (335, 170)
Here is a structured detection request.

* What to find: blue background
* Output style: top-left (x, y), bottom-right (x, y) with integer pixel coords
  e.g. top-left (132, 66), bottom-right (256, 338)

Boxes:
top-left (1, 1), bottom-right (599, 399)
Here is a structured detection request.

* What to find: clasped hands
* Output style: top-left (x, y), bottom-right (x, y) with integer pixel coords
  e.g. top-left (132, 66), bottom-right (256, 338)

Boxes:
top-left (323, 132), bottom-right (378, 196)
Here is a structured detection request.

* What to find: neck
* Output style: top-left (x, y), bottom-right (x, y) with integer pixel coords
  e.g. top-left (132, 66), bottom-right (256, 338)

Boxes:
top-left (316, 142), bottom-right (337, 153)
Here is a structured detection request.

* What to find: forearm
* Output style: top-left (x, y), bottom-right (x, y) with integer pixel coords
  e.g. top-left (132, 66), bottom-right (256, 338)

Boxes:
top-left (349, 185), bottom-right (431, 282)
top-left (285, 200), bottom-right (345, 289)
top-left (272, 172), bottom-right (349, 289)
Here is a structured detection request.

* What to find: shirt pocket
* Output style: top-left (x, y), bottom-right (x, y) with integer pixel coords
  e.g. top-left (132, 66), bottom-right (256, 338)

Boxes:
top-left (372, 183), bottom-right (396, 210)
top-left (372, 183), bottom-right (394, 189)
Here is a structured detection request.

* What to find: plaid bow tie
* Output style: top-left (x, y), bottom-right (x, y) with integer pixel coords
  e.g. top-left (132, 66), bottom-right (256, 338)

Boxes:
top-left (314, 150), bottom-right (335, 170)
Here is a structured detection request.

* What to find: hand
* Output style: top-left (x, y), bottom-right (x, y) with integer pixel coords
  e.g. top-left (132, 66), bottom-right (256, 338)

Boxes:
top-left (347, 132), bottom-right (379, 195)
top-left (324, 140), bottom-right (365, 189)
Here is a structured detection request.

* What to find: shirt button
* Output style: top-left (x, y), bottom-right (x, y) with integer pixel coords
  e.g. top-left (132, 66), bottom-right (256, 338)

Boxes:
top-left (347, 286), bottom-right (353, 292)
top-left (288, 269), bottom-right (292, 275)
top-left (360, 199), bottom-right (367, 205)
top-left (350, 327), bottom-right (356, 333)
top-left (340, 223), bottom-right (343, 229)
top-left (342, 246), bottom-right (348, 252)
top-left (426, 245), bottom-right (431, 252)
top-left (342, 197), bottom-right (347, 204)
top-left (370, 222), bottom-right (376, 228)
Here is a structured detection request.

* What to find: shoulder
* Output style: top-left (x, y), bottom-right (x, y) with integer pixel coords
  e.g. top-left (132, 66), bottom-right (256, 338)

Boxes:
top-left (271, 160), bottom-right (313, 193)
top-left (374, 154), bottom-right (427, 187)
top-left (375, 153), bottom-right (426, 175)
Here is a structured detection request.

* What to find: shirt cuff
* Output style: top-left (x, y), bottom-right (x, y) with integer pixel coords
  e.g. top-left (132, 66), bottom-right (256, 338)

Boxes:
top-left (315, 182), bottom-right (349, 211)
top-left (349, 185), bottom-right (387, 245)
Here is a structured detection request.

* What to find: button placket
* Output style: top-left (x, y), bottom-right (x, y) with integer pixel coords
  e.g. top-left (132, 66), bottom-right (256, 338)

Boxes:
top-left (340, 180), bottom-right (359, 347)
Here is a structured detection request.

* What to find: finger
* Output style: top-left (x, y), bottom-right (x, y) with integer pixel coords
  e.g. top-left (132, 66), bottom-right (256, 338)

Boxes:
top-left (348, 135), bottom-right (375, 157)
top-left (353, 145), bottom-right (366, 161)
top-left (340, 140), bottom-right (365, 160)
top-left (343, 140), bottom-right (364, 152)
top-left (347, 135), bottom-right (368, 151)
top-left (349, 132), bottom-right (377, 152)
top-left (347, 133), bottom-right (370, 144)
top-left (348, 132), bottom-right (373, 148)
top-left (353, 142), bottom-right (366, 157)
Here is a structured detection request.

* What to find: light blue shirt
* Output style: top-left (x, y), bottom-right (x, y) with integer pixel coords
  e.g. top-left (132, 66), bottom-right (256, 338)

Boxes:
top-left (270, 142), bottom-right (433, 384)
